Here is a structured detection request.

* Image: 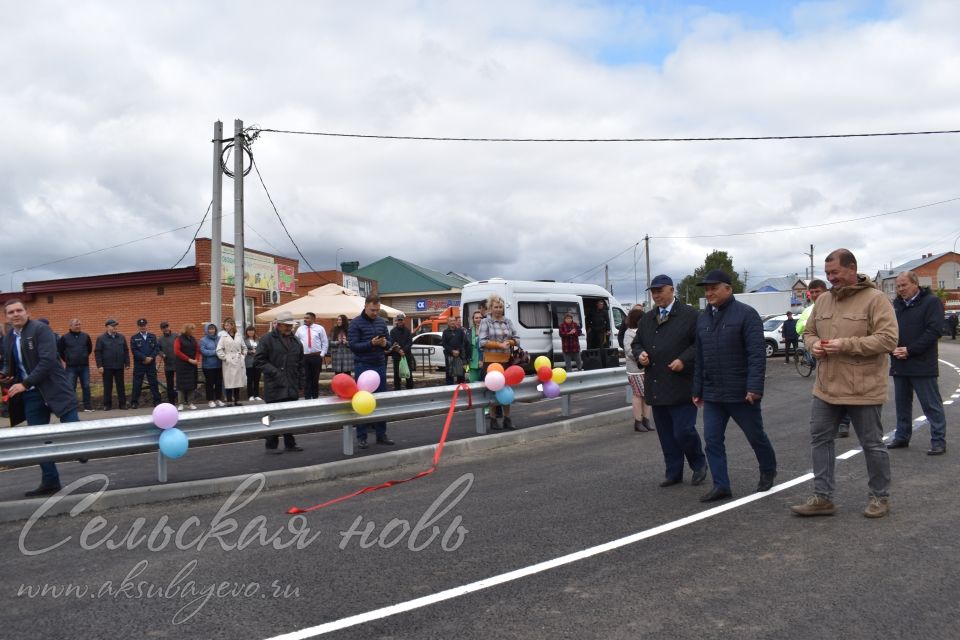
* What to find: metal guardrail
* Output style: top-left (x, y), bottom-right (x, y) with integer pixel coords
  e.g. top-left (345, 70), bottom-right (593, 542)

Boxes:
top-left (0, 368), bottom-right (627, 481)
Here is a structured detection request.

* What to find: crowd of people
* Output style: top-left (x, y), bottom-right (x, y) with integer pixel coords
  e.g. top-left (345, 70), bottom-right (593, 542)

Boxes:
top-left (1, 247), bottom-right (952, 516)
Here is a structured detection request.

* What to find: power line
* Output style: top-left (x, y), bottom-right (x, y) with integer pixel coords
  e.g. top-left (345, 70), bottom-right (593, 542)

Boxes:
top-left (566, 242), bottom-right (638, 282)
top-left (250, 157), bottom-right (335, 285)
top-left (171, 200), bottom-right (213, 268)
top-left (251, 126), bottom-right (960, 144)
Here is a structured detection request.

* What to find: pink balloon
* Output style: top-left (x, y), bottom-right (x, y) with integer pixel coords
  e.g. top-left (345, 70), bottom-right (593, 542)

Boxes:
top-left (484, 370), bottom-right (506, 391)
top-left (357, 369), bottom-right (381, 393)
top-left (542, 381), bottom-right (561, 398)
top-left (152, 402), bottom-right (179, 430)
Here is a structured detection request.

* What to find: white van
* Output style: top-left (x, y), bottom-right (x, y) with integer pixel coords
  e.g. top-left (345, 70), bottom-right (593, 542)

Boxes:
top-left (460, 278), bottom-right (628, 368)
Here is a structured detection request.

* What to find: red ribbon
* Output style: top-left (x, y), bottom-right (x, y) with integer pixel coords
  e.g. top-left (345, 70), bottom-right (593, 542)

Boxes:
top-left (286, 383), bottom-right (473, 514)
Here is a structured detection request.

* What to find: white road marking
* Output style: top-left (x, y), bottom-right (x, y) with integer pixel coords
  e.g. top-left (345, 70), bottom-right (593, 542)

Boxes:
top-left (264, 357), bottom-right (960, 639)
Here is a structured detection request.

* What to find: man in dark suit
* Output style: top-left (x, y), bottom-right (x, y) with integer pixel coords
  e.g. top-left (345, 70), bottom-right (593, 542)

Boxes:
top-left (632, 275), bottom-right (708, 489)
top-left (1, 299), bottom-right (80, 496)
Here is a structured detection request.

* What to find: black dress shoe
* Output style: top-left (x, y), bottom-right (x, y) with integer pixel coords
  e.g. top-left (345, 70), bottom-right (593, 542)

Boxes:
top-left (357, 440), bottom-right (369, 449)
top-left (757, 472), bottom-right (777, 492)
top-left (699, 487), bottom-right (733, 502)
top-left (691, 465), bottom-right (708, 486)
top-left (659, 477), bottom-right (682, 487)
top-left (376, 437), bottom-right (395, 446)
top-left (927, 444), bottom-right (946, 456)
top-left (25, 484), bottom-right (61, 498)
top-left (502, 418), bottom-right (516, 431)
top-left (886, 439), bottom-right (909, 449)
top-left (284, 445), bottom-right (304, 452)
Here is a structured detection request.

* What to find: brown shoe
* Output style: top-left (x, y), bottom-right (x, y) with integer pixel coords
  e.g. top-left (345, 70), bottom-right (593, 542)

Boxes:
top-left (863, 496), bottom-right (890, 519)
top-left (790, 495), bottom-right (836, 516)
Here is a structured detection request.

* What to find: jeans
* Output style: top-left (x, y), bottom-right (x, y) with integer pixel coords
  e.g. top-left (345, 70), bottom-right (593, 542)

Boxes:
top-left (784, 338), bottom-right (798, 362)
top-left (65, 365), bottom-right (92, 410)
top-left (563, 352), bottom-right (583, 371)
top-left (101, 368), bottom-right (126, 408)
top-left (893, 376), bottom-right (946, 446)
top-left (810, 397), bottom-right (890, 499)
top-left (652, 403), bottom-right (706, 481)
top-left (131, 364), bottom-right (161, 406)
top-left (23, 389), bottom-right (79, 488)
top-left (355, 361), bottom-right (388, 441)
top-left (703, 400), bottom-right (777, 490)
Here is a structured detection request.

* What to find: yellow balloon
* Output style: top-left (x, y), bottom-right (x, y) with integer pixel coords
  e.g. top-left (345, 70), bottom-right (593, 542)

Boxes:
top-left (551, 367), bottom-right (567, 384)
top-left (534, 355), bottom-right (552, 371)
top-left (352, 390), bottom-right (376, 415)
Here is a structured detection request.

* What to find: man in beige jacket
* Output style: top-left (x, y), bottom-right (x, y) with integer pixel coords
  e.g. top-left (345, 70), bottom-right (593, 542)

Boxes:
top-left (791, 248), bottom-right (898, 519)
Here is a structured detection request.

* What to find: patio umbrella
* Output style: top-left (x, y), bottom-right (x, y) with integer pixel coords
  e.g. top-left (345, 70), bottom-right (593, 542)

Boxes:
top-left (255, 284), bottom-right (403, 322)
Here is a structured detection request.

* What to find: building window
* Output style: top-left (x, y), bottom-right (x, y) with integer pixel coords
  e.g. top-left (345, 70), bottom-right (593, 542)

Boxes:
top-left (157, 286), bottom-right (165, 296)
top-left (46, 295), bottom-right (54, 304)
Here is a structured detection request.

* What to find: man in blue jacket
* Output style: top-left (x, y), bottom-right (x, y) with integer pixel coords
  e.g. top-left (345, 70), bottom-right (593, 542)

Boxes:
top-left (129, 318), bottom-right (162, 409)
top-left (886, 271), bottom-right (947, 455)
top-left (58, 318), bottom-right (94, 412)
top-left (348, 294), bottom-right (394, 449)
top-left (1, 300), bottom-right (80, 496)
top-left (693, 270), bottom-right (778, 502)
top-left (95, 319), bottom-right (130, 410)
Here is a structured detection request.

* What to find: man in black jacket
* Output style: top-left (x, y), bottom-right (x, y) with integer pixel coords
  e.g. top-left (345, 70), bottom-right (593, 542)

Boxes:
top-left (58, 318), bottom-right (94, 412)
top-left (129, 318), bottom-right (162, 409)
top-left (2, 300), bottom-right (80, 496)
top-left (441, 316), bottom-right (471, 384)
top-left (693, 270), bottom-right (777, 502)
top-left (781, 311), bottom-right (799, 364)
top-left (95, 319), bottom-right (130, 410)
top-left (886, 271), bottom-right (947, 454)
top-left (632, 275), bottom-right (708, 489)
top-left (255, 311), bottom-right (304, 453)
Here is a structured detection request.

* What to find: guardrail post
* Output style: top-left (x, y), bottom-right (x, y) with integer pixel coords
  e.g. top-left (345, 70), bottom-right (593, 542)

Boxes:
top-left (157, 451), bottom-right (168, 483)
top-left (342, 425), bottom-right (356, 455)
top-left (475, 407), bottom-right (487, 434)
top-left (561, 394), bottom-right (571, 417)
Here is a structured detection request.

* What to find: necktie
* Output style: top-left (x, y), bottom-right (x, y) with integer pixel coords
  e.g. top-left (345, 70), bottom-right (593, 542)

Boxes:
top-left (660, 308), bottom-right (668, 320)
top-left (307, 328), bottom-right (312, 350)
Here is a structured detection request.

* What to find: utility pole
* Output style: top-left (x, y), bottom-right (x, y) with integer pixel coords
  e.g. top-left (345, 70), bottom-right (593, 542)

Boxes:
top-left (604, 264), bottom-right (609, 293)
top-left (233, 119), bottom-right (246, 327)
top-left (644, 234), bottom-right (651, 307)
top-left (211, 121), bottom-right (223, 327)
top-left (633, 243), bottom-right (638, 304)
top-left (802, 244), bottom-right (815, 281)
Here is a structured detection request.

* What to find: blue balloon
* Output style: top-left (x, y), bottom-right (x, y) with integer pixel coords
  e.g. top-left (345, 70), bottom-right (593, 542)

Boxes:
top-left (159, 427), bottom-right (189, 459)
top-left (495, 386), bottom-right (515, 405)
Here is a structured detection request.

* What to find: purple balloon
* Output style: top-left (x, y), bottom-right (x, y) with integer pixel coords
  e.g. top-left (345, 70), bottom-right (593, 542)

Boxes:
top-left (542, 381), bottom-right (561, 399)
top-left (357, 369), bottom-right (381, 393)
top-left (152, 402), bottom-right (179, 429)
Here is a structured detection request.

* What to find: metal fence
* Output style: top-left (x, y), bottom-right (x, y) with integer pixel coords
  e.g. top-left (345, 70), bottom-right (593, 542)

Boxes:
top-left (0, 368), bottom-right (627, 481)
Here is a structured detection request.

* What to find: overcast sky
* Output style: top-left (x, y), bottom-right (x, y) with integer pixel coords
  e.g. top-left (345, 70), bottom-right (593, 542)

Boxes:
top-left (2, 0), bottom-right (958, 305)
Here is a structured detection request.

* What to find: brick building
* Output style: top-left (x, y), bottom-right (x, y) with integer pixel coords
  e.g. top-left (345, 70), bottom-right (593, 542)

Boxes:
top-left (874, 251), bottom-right (960, 313)
top-left (0, 238), bottom-right (300, 382)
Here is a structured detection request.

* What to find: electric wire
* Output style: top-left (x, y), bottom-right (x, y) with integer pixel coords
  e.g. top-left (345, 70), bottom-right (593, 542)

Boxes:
top-left (251, 127), bottom-right (960, 144)
top-left (171, 200), bottom-right (213, 268)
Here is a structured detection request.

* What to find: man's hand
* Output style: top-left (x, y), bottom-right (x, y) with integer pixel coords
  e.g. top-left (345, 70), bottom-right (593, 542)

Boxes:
top-left (451, 349), bottom-right (460, 357)
top-left (98, 367), bottom-right (104, 374)
top-left (638, 351), bottom-right (650, 366)
top-left (821, 339), bottom-right (843, 355)
top-left (692, 396), bottom-right (703, 408)
top-left (893, 346), bottom-right (908, 360)
top-left (668, 359), bottom-right (684, 372)
top-left (144, 357), bottom-right (153, 364)
top-left (7, 383), bottom-right (26, 397)
top-left (745, 391), bottom-right (762, 405)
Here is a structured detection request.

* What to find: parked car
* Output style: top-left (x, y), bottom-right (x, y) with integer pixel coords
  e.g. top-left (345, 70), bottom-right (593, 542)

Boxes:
top-left (409, 332), bottom-right (446, 371)
top-left (762, 314), bottom-right (788, 357)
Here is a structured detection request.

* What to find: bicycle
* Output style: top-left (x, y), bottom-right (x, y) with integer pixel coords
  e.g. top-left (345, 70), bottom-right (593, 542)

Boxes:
top-left (793, 346), bottom-right (815, 377)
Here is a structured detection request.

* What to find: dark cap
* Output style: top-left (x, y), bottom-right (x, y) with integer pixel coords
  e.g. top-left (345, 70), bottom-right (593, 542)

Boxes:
top-left (696, 269), bottom-right (732, 286)
top-left (647, 274), bottom-right (674, 290)
top-left (105, 319), bottom-right (119, 326)
top-left (159, 320), bottom-right (170, 328)
top-left (137, 318), bottom-right (148, 326)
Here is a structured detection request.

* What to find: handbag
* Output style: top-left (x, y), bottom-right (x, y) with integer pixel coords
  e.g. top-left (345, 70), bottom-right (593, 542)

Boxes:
top-left (482, 350), bottom-right (511, 365)
top-left (509, 346), bottom-right (530, 367)
top-left (398, 356), bottom-right (412, 379)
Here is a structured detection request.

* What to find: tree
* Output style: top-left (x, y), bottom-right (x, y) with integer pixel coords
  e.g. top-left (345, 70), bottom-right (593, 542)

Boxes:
top-left (678, 250), bottom-right (746, 305)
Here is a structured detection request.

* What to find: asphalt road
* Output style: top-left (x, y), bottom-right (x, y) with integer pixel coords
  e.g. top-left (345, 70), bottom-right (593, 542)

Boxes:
top-left (2, 341), bottom-right (959, 640)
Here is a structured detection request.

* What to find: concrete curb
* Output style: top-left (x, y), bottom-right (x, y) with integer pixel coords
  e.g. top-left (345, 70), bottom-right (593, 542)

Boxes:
top-left (0, 407), bottom-right (631, 523)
